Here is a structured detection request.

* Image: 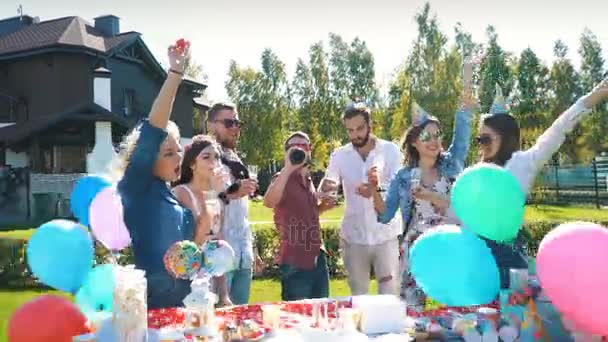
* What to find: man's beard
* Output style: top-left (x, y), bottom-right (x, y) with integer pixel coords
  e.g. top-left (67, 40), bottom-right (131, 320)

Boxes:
top-left (217, 134), bottom-right (238, 149)
top-left (351, 129), bottom-right (371, 148)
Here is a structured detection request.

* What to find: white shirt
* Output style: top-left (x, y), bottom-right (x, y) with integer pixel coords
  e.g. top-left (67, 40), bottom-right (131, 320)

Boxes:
top-left (325, 138), bottom-right (403, 245)
top-left (506, 98), bottom-right (591, 195)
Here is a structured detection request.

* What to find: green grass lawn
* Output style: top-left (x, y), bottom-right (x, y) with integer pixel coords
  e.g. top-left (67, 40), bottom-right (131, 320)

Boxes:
top-left (1, 203), bottom-right (605, 241)
top-left (0, 278), bottom-right (375, 341)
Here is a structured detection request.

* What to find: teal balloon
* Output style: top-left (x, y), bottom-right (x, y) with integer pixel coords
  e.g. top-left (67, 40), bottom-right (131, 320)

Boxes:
top-left (451, 163), bottom-right (525, 242)
top-left (410, 225), bottom-right (500, 306)
top-left (70, 175), bottom-right (111, 227)
top-left (76, 264), bottom-right (115, 320)
top-left (26, 220), bottom-right (94, 293)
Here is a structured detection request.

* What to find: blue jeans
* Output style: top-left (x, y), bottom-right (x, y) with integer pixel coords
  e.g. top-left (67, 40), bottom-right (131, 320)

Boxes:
top-left (280, 252), bottom-right (329, 301)
top-left (225, 268), bottom-right (252, 305)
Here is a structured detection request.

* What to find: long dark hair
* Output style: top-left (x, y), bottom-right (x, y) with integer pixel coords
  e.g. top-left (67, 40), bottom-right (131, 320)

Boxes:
top-left (401, 119), bottom-right (441, 168)
top-left (480, 114), bottom-right (520, 166)
top-left (173, 135), bottom-right (218, 186)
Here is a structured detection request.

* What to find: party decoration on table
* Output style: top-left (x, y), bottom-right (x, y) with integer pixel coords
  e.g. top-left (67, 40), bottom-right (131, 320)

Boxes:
top-left (89, 187), bottom-right (131, 251)
top-left (76, 264), bottom-right (115, 321)
top-left (27, 219), bottom-right (94, 293)
top-left (200, 239), bottom-right (236, 277)
top-left (71, 174), bottom-right (111, 227)
top-left (451, 163), bottom-right (525, 242)
top-left (163, 240), bottom-right (202, 279)
top-left (113, 265), bottom-right (148, 342)
top-left (8, 295), bottom-right (91, 342)
top-left (536, 221), bottom-right (608, 336)
top-left (410, 225), bottom-right (500, 306)
top-left (183, 276), bottom-right (219, 338)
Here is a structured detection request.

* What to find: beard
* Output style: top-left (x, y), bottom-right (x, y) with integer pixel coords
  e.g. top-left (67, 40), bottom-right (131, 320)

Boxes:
top-left (217, 133), bottom-right (238, 149)
top-left (351, 129), bottom-right (371, 148)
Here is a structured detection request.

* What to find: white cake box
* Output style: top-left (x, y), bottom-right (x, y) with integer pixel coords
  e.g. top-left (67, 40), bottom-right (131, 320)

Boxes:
top-left (351, 295), bottom-right (407, 335)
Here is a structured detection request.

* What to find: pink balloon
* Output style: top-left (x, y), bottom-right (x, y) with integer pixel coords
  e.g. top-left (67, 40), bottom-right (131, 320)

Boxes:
top-left (537, 221), bottom-right (608, 335)
top-left (89, 187), bottom-right (131, 251)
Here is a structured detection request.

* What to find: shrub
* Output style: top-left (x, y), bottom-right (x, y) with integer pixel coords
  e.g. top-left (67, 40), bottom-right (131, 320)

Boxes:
top-left (2, 220), bottom-right (607, 289)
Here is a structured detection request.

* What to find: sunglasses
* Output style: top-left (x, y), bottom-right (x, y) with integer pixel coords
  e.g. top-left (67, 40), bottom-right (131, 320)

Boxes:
top-left (419, 130), bottom-right (443, 143)
top-left (476, 134), bottom-right (496, 146)
top-left (215, 118), bottom-right (243, 129)
top-left (287, 143), bottom-right (312, 151)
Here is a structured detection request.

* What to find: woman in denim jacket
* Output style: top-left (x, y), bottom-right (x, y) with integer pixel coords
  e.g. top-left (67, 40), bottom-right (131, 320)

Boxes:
top-left (111, 41), bottom-right (211, 309)
top-left (476, 79), bottom-right (608, 289)
top-left (370, 65), bottom-right (476, 305)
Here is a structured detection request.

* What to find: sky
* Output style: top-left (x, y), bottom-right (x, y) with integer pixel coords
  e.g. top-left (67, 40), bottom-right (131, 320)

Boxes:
top-left (2, 0), bottom-right (607, 102)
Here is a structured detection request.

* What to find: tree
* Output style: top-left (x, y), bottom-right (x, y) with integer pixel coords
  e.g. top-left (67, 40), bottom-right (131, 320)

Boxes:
top-left (479, 26), bottom-right (513, 113)
top-left (512, 48), bottom-right (550, 130)
top-left (578, 29), bottom-right (607, 155)
top-left (183, 55), bottom-right (206, 135)
top-left (549, 40), bottom-right (583, 162)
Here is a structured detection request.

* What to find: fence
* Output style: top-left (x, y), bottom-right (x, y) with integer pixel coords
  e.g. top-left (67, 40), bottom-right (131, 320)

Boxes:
top-left (533, 155), bottom-right (608, 208)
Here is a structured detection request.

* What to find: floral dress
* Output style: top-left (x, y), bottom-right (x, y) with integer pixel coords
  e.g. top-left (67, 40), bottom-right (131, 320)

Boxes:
top-left (400, 171), bottom-right (458, 309)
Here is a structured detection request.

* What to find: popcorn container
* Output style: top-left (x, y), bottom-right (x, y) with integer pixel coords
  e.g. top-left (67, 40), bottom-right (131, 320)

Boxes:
top-left (113, 266), bottom-right (148, 342)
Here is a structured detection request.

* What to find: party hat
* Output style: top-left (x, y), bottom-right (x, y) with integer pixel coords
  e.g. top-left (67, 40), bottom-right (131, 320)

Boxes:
top-left (490, 83), bottom-right (509, 115)
top-left (411, 102), bottom-right (438, 126)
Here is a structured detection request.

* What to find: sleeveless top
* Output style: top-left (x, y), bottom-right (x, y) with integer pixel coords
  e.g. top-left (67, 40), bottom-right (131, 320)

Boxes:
top-left (174, 185), bottom-right (222, 237)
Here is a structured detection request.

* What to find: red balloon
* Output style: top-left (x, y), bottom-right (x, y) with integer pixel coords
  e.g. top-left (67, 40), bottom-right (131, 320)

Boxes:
top-left (8, 295), bottom-right (91, 342)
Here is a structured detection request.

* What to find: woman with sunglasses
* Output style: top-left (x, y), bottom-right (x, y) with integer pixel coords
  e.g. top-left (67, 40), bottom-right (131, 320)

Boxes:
top-left (173, 135), bottom-right (233, 306)
top-left (369, 63), bottom-right (477, 306)
top-left (476, 79), bottom-right (608, 288)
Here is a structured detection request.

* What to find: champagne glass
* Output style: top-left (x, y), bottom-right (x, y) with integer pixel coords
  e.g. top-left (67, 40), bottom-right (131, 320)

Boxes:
top-left (247, 165), bottom-right (259, 198)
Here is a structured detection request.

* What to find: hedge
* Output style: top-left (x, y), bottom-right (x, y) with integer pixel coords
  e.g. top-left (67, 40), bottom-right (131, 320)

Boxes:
top-left (1, 220), bottom-right (607, 289)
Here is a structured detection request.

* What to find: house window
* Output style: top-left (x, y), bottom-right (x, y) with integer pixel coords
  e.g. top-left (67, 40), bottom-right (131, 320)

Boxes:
top-left (54, 145), bottom-right (86, 173)
top-left (0, 145), bottom-right (5, 166)
top-left (124, 89), bottom-right (136, 116)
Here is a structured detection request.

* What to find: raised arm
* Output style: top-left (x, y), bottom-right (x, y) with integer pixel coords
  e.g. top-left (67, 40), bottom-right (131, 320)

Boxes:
top-left (149, 42), bottom-right (189, 129)
top-left (445, 61), bottom-right (476, 167)
top-left (520, 78), bottom-right (608, 174)
top-left (118, 41), bottom-right (187, 195)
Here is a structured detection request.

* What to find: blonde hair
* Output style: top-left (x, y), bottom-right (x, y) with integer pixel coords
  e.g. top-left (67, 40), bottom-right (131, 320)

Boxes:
top-left (108, 121), bottom-right (180, 182)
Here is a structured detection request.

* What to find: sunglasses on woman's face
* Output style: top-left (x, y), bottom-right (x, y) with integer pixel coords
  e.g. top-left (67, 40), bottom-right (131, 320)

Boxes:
top-left (215, 118), bottom-right (243, 129)
top-left (419, 130), bottom-right (442, 143)
top-left (476, 134), bottom-right (496, 146)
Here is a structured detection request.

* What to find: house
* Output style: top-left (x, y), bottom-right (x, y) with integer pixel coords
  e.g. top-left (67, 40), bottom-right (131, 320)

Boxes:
top-left (0, 14), bottom-right (209, 223)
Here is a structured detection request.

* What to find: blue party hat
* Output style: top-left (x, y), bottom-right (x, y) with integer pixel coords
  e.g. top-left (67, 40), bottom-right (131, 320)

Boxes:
top-left (490, 84), bottom-right (509, 115)
top-left (412, 102), bottom-right (438, 126)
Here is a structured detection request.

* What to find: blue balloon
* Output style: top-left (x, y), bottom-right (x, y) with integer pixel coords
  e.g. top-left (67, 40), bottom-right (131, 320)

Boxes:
top-left (410, 225), bottom-right (500, 307)
top-left (70, 175), bottom-right (111, 226)
top-left (76, 264), bottom-right (115, 320)
top-left (26, 219), bottom-right (94, 293)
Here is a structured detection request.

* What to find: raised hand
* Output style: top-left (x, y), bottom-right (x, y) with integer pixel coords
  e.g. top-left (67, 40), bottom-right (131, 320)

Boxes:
top-left (168, 38), bottom-right (190, 74)
top-left (583, 77), bottom-right (608, 108)
top-left (367, 166), bottom-right (379, 188)
top-left (462, 60), bottom-right (478, 111)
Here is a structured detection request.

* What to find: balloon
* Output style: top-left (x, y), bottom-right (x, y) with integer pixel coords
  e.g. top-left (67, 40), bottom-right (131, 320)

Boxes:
top-left (89, 187), bottom-right (131, 251)
top-left (27, 219), bottom-right (94, 293)
top-left (451, 164), bottom-right (525, 242)
top-left (71, 175), bottom-right (111, 226)
top-left (537, 222), bottom-right (608, 335)
top-left (8, 295), bottom-right (91, 342)
top-left (76, 264), bottom-right (115, 321)
top-left (202, 240), bottom-right (236, 277)
top-left (164, 240), bottom-right (203, 279)
top-left (410, 225), bottom-right (500, 306)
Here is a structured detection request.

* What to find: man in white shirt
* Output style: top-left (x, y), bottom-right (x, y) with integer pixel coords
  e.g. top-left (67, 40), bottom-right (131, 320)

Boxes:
top-left (320, 102), bottom-right (402, 295)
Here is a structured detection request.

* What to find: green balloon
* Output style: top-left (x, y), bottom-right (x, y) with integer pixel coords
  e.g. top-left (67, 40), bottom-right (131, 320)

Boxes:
top-left (451, 163), bottom-right (525, 242)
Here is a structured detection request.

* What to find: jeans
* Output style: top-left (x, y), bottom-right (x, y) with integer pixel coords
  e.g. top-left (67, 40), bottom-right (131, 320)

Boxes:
top-left (225, 268), bottom-right (252, 305)
top-left (280, 252), bottom-right (330, 301)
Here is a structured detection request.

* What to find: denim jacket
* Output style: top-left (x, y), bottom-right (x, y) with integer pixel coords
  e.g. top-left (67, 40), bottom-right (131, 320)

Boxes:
top-left (378, 107), bottom-right (473, 228)
top-left (117, 120), bottom-right (195, 308)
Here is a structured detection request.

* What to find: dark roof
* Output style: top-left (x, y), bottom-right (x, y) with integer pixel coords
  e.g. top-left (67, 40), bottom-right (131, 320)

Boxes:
top-left (0, 102), bottom-right (132, 144)
top-left (0, 16), bottom-right (139, 57)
